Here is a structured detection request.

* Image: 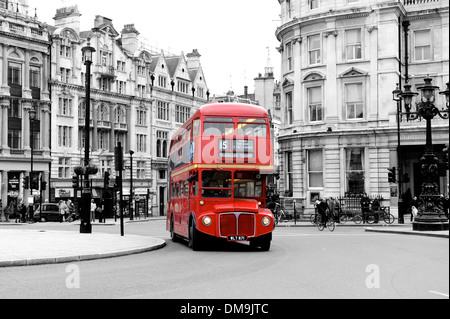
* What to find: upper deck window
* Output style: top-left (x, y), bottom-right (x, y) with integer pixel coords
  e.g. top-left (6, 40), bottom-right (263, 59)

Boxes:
top-left (204, 117), bottom-right (234, 136)
top-left (237, 119), bottom-right (267, 137)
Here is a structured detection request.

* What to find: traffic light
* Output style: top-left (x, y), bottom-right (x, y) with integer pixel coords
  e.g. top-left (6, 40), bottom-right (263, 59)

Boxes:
top-left (104, 172), bottom-right (110, 189)
top-left (23, 176), bottom-right (29, 190)
top-left (41, 181), bottom-right (47, 191)
top-left (72, 175), bottom-right (79, 189)
top-left (31, 178), bottom-right (39, 190)
top-left (443, 147), bottom-right (449, 169)
top-left (388, 167), bottom-right (396, 183)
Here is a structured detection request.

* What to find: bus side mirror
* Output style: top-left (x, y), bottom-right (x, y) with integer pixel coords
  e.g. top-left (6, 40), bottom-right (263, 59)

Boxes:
top-left (187, 174), bottom-right (197, 183)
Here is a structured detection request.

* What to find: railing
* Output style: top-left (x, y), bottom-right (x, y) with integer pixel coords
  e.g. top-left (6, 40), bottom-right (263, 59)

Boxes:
top-left (403, 0), bottom-right (440, 5)
top-left (338, 195), bottom-right (387, 216)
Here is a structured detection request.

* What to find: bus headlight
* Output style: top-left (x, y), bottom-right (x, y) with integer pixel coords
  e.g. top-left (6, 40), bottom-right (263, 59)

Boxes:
top-left (202, 216), bottom-right (213, 227)
top-left (262, 216), bottom-right (271, 227)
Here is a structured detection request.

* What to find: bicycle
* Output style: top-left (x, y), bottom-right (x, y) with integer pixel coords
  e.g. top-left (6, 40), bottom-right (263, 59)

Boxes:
top-left (274, 203), bottom-right (288, 225)
top-left (340, 212), bottom-right (363, 225)
top-left (315, 211), bottom-right (336, 232)
top-left (378, 207), bottom-right (395, 224)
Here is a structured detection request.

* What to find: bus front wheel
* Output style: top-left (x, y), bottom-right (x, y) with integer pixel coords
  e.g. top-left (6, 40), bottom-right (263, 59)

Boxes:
top-left (189, 220), bottom-right (203, 251)
top-left (170, 215), bottom-right (179, 243)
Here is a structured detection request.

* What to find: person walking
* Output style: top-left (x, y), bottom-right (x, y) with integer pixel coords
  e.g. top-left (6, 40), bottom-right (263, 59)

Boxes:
top-left (90, 199), bottom-right (97, 223)
top-left (410, 196), bottom-right (420, 223)
top-left (66, 199), bottom-right (76, 222)
top-left (59, 200), bottom-right (68, 222)
top-left (360, 194), bottom-right (371, 224)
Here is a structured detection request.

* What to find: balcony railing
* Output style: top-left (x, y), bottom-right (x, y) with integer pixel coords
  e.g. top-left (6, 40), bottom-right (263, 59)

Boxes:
top-left (114, 123), bottom-right (128, 131)
top-left (97, 121), bottom-right (112, 129)
top-left (403, 0), bottom-right (440, 5)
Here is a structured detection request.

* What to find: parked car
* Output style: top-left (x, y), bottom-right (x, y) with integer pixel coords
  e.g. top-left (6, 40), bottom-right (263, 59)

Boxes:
top-left (33, 203), bottom-right (62, 222)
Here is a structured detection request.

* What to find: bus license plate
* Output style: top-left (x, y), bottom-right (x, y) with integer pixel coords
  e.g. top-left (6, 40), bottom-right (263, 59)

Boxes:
top-left (228, 236), bottom-right (247, 242)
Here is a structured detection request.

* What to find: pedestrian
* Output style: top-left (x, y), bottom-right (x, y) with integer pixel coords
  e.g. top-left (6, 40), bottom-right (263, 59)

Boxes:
top-left (4, 203), bottom-right (11, 223)
top-left (66, 199), bottom-right (76, 222)
top-left (360, 194), bottom-right (371, 224)
top-left (59, 200), bottom-right (68, 222)
top-left (19, 200), bottom-right (27, 223)
top-left (328, 197), bottom-right (341, 223)
top-left (90, 200), bottom-right (97, 223)
top-left (371, 198), bottom-right (381, 224)
top-left (410, 196), bottom-right (420, 222)
top-left (16, 200), bottom-right (24, 223)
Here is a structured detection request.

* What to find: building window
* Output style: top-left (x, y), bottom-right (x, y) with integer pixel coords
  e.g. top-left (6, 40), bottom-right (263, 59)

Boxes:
top-left (308, 150), bottom-right (323, 188)
top-left (346, 148), bottom-right (365, 195)
top-left (285, 152), bottom-right (294, 197)
top-left (137, 161), bottom-right (146, 179)
top-left (286, 92), bottom-right (293, 125)
top-left (98, 131), bottom-right (109, 150)
top-left (117, 60), bottom-right (126, 72)
top-left (175, 105), bottom-right (190, 124)
top-left (286, 42), bottom-right (293, 72)
top-left (100, 160), bottom-right (112, 178)
top-left (157, 101), bottom-right (170, 121)
top-left (58, 158), bottom-right (71, 178)
top-left (30, 66), bottom-right (41, 88)
top-left (8, 62), bottom-right (22, 85)
top-left (158, 76), bottom-right (167, 88)
top-left (60, 68), bottom-right (71, 83)
top-left (115, 106), bottom-right (126, 124)
top-left (58, 126), bottom-right (72, 147)
top-left (59, 98), bottom-right (72, 116)
top-left (177, 81), bottom-right (189, 94)
top-left (157, 131), bottom-right (168, 158)
top-left (117, 81), bottom-right (127, 94)
top-left (8, 130), bottom-right (21, 149)
top-left (8, 99), bottom-right (21, 118)
top-left (346, 29), bottom-right (362, 60)
top-left (414, 30), bottom-right (431, 61)
top-left (137, 109), bottom-right (147, 126)
top-left (308, 86), bottom-right (323, 122)
top-left (98, 104), bottom-right (110, 122)
top-left (308, 34), bottom-right (321, 65)
top-left (309, 0), bottom-right (319, 10)
top-left (286, 0), bottom-right (292, 18)
top-left (345, 83), bottom-right (364, 120)
top-left (347, 0), bottom-right (359, 3)
top-left (136, 134), bottom-right (147, 153)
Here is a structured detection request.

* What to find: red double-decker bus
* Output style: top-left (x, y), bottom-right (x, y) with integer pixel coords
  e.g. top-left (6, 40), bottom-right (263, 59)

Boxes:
top-left (166, 103), bottom-right (275, 251)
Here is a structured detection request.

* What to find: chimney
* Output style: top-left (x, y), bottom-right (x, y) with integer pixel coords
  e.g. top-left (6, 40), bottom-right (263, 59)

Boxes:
top-left (94, 15), bottom-right (113, 28)
top-left (244, 86), bottom-right (248, 99)
top-left (121, 24), bottom-right (140, 53)
top-left (186, 49), bottom-right (201, 69)
top-left (53, 5), bottom-right (81, 33)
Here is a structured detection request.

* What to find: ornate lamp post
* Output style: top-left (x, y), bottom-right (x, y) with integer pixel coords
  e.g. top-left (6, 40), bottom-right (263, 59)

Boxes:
top-left (80, 42), bottom-right (96, 234)
top-left (28, 107), bottom-right (37, 220)
top-left (129, 150), bottom-right (134, 221)
top-left (398, 77), bottom-right (449, 231)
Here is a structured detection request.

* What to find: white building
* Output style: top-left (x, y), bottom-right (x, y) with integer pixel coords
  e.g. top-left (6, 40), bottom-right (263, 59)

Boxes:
top-left (275, 0), bottom-right (449, 218)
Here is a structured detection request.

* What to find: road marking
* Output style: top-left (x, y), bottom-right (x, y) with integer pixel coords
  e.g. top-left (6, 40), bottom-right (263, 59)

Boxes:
top-left (429, 291), bottom-right (449, 298)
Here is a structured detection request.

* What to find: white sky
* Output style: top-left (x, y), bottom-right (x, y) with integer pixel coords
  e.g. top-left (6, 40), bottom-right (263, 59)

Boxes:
top-left (26, 0), bottom-right (281, 96)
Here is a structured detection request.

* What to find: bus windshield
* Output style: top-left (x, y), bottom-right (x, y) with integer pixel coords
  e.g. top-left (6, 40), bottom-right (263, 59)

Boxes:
top-left (234, 171), bottom-right (263, 198)
top-left (201, 170), bottom-right (232, 198)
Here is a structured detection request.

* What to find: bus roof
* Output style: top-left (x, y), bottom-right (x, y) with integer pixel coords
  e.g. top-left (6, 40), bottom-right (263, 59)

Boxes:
top-left (170, 103), bottom-right (269, 141)
top-left (195, 103), bottom-right (268, 118)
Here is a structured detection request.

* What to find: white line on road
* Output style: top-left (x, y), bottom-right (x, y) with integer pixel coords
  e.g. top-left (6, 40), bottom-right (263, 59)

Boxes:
top-left (429, 291), bottom-right (449, 298)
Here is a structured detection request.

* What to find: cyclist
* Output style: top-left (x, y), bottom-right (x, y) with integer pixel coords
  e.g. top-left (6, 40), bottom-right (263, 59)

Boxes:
top-left (316, 198), bottom-right (330, 227)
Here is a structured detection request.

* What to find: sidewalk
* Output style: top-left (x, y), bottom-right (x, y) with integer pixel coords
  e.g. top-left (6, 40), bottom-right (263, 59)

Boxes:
top-left (275, 220), bottom-right (449, 238)
top-left (0, 226), bottom-right (166, 268)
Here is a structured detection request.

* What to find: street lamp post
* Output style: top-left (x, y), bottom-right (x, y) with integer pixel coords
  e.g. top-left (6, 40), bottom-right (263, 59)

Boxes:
top-left (28, 106), bottom-right (37, 221)
top-left (80, 42), bottom-right (96, 234)
top-left (396, 77), bottom-right (450, 231)
top-left (393, 84), bottom-right (405, 224)
top-left (129, 150), bottom-right (134, 221)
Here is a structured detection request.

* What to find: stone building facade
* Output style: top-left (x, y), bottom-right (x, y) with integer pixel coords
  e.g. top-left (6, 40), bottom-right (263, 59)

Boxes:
top-left (275, 0), bottom-right (449, 217)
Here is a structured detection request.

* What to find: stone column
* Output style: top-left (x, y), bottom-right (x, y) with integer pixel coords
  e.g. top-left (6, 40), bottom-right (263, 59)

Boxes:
top-left (1, 100), bottom-right (9, 151)
top-left (1, 44), bottom-right (10, 95)
top-left (92, 102), bottom-right (98, 151)
top-left (22, 101), bottom-right (32, 150)
top-left (1, 170), bottom-right (8, 217)
top-left (23, 51), bottom-right (31, 99)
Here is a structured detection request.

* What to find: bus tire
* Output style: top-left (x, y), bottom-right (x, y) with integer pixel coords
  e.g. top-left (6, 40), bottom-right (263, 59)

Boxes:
top-left (250, 234), bottom-right (272, 252)
top-left (189, 219), bottom-right (203, 251)
top-left (170, 215), bottom-right (179, 243)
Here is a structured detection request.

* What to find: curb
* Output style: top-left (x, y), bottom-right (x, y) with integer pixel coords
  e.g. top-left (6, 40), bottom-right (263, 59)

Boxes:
top-left (0, 238), bottom-right (166, 268)
top-left (364, 227), bottom-right (449, 239)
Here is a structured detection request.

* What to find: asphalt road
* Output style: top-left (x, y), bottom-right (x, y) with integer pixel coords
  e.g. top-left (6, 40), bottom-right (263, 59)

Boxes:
top-left (0, 220), bottom-right (448, 300)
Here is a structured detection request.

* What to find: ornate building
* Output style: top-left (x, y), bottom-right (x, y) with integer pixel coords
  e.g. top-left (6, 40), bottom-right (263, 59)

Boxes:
top-left (43, 6), bottom-right (208, 216)
top-left (0, 0), bottom-right (52, 212)
top-left (1, 3), bottom-right (210, 216)
top-left (275, 0), bottom-right (449, 217)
